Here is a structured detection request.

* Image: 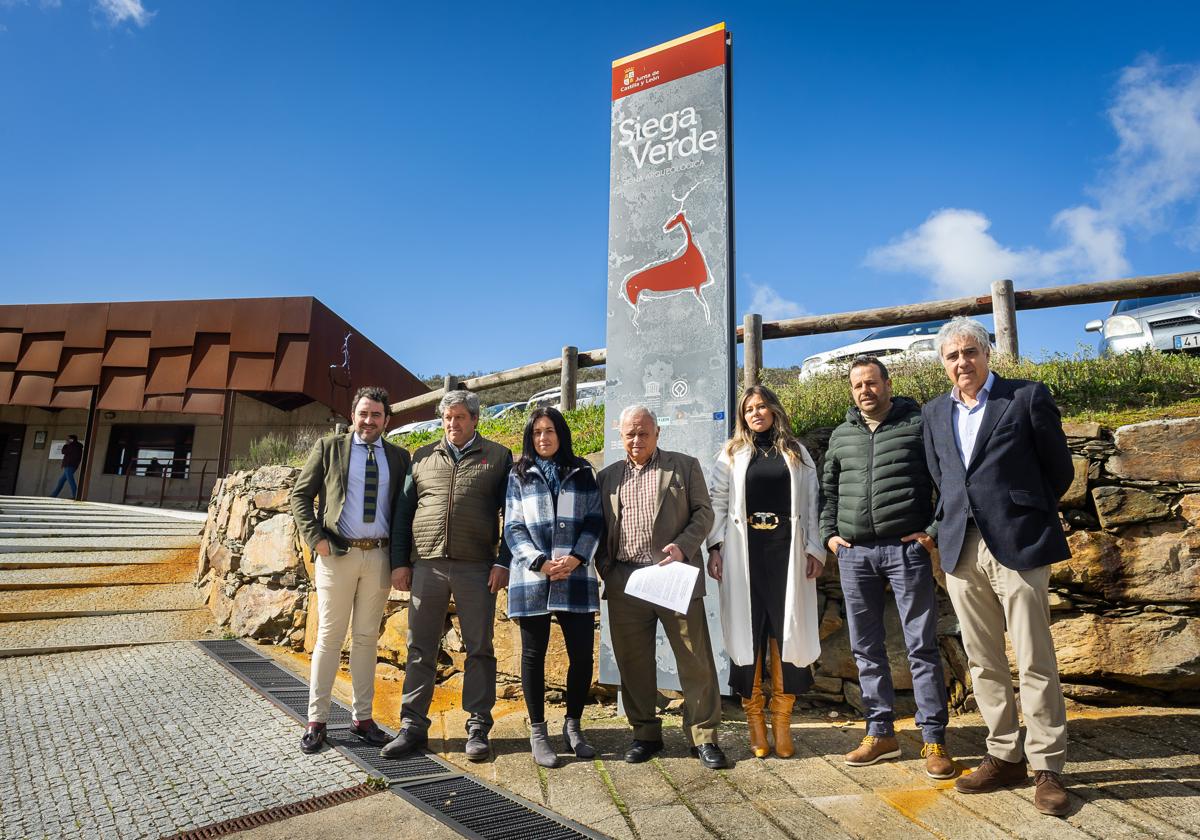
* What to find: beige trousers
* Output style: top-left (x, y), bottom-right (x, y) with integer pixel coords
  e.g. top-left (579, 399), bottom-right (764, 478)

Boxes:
top-left (307, 546), bottom-right (390, 723)
top-left (946, 526), bottom-right (1067, 772)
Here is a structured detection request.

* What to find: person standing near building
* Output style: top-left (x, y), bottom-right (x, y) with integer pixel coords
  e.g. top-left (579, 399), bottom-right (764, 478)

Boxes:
top-left (291, 386), bottom-right (409, 755)
top-left (820, 356), bottom-right (954, 779)
top-left (596, 405), bottom-right (727, 769)
top-left (51, 435), bottom-right (83, 499)
top-left (382, 389), bottom-right (513, 762)
top-left (706, 385), bottom-right (823, 759)
top-left (924, 317), bottom-right (1075, 817)
top-left (504, 407), bottom-right (603, 768)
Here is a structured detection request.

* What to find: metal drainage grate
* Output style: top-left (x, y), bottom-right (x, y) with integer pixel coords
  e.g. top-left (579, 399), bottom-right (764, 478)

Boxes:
top-left (327, 731), bottom-right (453, 783)
top-left (163, 783), bottom-right (377, 839)
top-left (193, 639), bottom-right (604, 840)
top-left (226, 660), bottom-right (308, 691)
top-left (198, 639), bottom-right (266, 659)
top-left (272, 689), bottom-right (354, 727)
top-left (398, 775), bottom-right (603, 840)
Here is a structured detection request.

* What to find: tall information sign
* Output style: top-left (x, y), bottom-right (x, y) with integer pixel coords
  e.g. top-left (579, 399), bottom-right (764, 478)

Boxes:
top-left (601, 24), bottom-right (734, 691)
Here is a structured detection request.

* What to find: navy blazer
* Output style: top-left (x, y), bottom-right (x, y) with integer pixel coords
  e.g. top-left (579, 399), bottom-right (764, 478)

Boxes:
top-left (922, 374), bottom-right (1074, 572)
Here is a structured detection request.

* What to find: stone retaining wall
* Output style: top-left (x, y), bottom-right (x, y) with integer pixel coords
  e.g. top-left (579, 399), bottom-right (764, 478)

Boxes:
top-left (196, 416), bottom-right (1200, 711)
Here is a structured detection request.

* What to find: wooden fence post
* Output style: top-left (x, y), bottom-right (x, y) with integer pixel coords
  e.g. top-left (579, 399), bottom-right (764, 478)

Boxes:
top-left (743, 313), bottom-right (763, 390)
top-left (443, 375), bottom-right (459, 393)
top-left (991, 279), bottom-right (1019, 359)
top-left (559, 346), bottom-right (579, 411)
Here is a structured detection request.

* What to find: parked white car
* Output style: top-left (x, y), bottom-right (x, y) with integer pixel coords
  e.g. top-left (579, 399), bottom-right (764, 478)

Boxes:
top-left (389, 418), bottom-right (441, 436)
top-left (798, 320), bottom-right (950, 381)
top-left (526, 380), bottom-right (606, 410)
top-left (1084, 293), bottom-right (1200, 355)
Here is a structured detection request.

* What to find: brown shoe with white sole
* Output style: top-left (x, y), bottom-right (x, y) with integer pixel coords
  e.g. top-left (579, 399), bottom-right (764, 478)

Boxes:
top-left (844, 735), bottom-right (901, 766)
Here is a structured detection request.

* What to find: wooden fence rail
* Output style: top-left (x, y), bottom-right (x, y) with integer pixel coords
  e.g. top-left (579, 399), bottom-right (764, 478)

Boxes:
top-left (391, 270), bottom-right (1200, 415)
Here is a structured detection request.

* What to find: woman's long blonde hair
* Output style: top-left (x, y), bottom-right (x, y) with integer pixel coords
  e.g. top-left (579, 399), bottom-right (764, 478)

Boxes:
top-left (724, 385), bottom-right (805, 463)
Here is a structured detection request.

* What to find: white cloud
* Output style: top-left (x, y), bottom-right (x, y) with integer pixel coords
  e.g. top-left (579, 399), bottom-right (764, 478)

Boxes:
top-left (94, 0), bottom-right (153, 27)
top-left (866, 55), bottom-right (1200, 296)
top-left (746, 282), bottom-right (806, 320)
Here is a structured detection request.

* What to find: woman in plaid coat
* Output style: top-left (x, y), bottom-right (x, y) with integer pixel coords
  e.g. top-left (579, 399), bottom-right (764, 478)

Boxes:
top-left (504, 407), bottom-right (603, 768)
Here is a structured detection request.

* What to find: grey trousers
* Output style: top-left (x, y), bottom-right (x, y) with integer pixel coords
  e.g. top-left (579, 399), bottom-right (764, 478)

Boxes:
top-left (946, 526), bottom-right (1067, 772)
top-left (400, 558), bottom-right (497, 734)
top-left (605, 561), bottom-right (722, 746)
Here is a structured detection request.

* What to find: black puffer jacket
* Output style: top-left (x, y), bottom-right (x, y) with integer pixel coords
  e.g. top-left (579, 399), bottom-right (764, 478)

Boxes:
top-left (819, 396), bottom-right (936, 545)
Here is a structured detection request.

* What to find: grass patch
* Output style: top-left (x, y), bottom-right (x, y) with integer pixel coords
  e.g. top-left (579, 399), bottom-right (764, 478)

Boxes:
top-left (389, 404), bottom-right (604, 456)
top-left (774, 349), bottom-right (1200, 436)
top-left (384, 352), bottom-right (1200, 455)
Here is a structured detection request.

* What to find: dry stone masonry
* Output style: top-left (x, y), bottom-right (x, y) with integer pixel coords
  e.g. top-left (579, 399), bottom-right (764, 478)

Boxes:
top-left (197, 416), bottom-right (1200, 712)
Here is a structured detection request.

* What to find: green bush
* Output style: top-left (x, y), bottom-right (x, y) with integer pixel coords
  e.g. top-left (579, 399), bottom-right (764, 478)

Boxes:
top-left (389, 404), bottom-right (605, 456)
top-left (232, 427), bottom-right (324, 471)
top-left (774, 349), bottom-right (1200, 435)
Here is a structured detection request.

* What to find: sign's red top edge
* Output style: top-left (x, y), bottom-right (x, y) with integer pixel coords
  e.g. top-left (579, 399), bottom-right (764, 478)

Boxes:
top-left (611, 28), bottom-right (727, 102)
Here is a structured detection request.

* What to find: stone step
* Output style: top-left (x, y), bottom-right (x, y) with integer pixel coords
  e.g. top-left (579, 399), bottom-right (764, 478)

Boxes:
top-left (0, 583), bottom-right (203, 616)
top-left (0, 526), bottom-right (202, 538)
top-left (0, 536), bottom-right (201, 554)
top-left (0, 563), bottom-right (195, 588)
top-left (0, 514), bottom-right (203, 525)
top-left (0, 609), bottom-right (215, 656)
top-left (0, 549), bottom-right (193, 568)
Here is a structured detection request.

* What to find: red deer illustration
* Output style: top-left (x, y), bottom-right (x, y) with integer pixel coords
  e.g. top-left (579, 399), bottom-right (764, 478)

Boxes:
top-left (623, 210), bottom-right (711, 324)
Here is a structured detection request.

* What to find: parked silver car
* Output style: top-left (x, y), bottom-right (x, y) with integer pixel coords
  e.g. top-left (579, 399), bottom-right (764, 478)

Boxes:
top-left (1084, 293), bottom-right (1200, 355)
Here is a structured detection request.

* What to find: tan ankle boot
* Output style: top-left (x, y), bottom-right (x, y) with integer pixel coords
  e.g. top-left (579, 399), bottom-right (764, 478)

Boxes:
top-left (742, 656), bottom-right (769, 758)
top-left (767, 639), bottom-right (795, 758)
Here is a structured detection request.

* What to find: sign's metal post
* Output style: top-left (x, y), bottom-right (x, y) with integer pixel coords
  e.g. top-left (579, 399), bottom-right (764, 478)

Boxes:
top-left (601, 23), bottom-right (735, 691)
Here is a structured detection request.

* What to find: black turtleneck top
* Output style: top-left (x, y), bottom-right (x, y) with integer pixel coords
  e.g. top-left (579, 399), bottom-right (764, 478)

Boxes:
top-left (745, 431), bottom-right (791, 515)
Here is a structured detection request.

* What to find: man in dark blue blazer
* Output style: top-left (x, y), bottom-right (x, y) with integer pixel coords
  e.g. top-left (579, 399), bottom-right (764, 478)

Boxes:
top-left (922, 317), bottom-right (1074, 817)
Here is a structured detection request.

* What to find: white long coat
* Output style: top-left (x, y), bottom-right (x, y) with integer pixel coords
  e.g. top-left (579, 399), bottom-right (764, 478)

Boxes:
top-left (707, 443), bottom-right (824, 668)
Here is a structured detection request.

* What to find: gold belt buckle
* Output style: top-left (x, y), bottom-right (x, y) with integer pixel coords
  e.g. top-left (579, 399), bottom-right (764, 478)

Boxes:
top-left (749, 512), bottom-right (780, 530)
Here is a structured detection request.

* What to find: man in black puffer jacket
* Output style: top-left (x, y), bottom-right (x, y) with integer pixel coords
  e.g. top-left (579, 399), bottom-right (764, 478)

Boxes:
top-left (819, 355), bottom-right (953, 780)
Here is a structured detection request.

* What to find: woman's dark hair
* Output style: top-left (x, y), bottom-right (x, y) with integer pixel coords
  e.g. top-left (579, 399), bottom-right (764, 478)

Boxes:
top-left (514, 407), bottom-right (587, 481)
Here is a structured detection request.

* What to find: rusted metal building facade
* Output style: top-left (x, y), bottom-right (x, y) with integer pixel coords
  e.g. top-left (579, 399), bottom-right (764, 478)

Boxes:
top-left (0, 297), bottom-right (428, 507)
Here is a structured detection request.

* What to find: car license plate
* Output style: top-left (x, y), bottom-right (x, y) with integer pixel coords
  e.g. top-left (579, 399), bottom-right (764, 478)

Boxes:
top-left (1175, 332), bottom-right (1200, 350)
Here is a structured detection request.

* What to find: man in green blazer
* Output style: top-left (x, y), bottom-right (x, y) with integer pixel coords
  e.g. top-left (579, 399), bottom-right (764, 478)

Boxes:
top-left (290, 386), bottom-right (411, 755)
top-left (596, 405), bottom-right (726, 769)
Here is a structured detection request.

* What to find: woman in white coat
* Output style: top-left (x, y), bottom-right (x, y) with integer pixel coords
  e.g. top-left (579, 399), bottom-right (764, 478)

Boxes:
top-left (707, 385), bottom-right (824, 758)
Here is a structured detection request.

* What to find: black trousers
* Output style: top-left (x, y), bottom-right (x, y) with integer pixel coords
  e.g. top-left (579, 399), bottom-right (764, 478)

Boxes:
top-left (517, 611), bottom-right (595, 723)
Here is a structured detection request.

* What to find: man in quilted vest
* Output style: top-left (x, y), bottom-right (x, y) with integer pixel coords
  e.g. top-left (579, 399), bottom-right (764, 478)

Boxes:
top-left (819, 355), bottom-right (954, 780)
top-left (381, 388), bottom-right (513, 762)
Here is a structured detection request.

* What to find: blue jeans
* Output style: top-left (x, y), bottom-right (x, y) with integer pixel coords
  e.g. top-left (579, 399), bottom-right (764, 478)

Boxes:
top-left (837, 539), bottom-right (948, 743)
top-left (51, 466), bottom-right (78, 498)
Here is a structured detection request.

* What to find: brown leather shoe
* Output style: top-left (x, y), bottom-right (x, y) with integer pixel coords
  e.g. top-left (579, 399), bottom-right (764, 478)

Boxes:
top-left (1034, 770), bottom-right (1070, 816)
top-left (954, 754), bottom-right (1027, 793)
top-left (921, 742), bottom-right (957, 779)
top-left (844, 735), bottom-right (901, 766)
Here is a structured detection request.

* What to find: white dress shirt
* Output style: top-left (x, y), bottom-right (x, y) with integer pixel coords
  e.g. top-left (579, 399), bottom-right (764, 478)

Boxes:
top-left (445, 434), bottom-right (477, 462)
top-left (951, 371), bottom-right (996, 469)
top-left (337, 433), bottom-right (391, 540)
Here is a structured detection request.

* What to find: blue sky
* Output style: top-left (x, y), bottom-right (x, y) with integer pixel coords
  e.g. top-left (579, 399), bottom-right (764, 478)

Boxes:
top-left (2, 1), bottom-right (1199, 378)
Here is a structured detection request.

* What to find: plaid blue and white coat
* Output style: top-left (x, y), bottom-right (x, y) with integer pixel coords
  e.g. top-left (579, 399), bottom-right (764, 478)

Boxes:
top-left (504, 462), bottom-right (603, 617)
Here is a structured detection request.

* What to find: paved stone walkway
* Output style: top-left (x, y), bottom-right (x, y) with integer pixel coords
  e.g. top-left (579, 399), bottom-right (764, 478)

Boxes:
top-left (320, 655), bottom-right (1200, 840)
top-left (0, 644), bottom-right (365, 840)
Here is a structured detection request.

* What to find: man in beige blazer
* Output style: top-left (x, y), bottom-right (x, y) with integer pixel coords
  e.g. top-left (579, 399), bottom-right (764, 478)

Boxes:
top-left (290, 386), bottom-right (411, 754)
top-left (596, 405), bottom-right (726, 769)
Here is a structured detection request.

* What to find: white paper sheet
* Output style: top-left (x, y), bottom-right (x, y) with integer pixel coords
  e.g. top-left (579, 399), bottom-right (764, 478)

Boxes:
top-left (624, 561), bottom-right (700, 614)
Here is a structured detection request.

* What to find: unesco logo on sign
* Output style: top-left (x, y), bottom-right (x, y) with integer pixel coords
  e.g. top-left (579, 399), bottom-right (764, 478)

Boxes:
top-left (670, 379), bottom-right (689, 399)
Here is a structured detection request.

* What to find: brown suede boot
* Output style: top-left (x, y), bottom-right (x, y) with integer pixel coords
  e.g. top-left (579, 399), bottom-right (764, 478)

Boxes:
top-left (742, 656), bottom-right (769, 758)
top-left (767, 639), bottom-right (795, 758)
top-left (954, 754), bottom-right (1027, 794)
top-left (845, 734), bottom-right (901, 766)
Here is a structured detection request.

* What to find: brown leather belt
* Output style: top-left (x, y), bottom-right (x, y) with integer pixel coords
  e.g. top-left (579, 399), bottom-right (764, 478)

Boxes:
top-left (346, 538), bottom-right (389, 550)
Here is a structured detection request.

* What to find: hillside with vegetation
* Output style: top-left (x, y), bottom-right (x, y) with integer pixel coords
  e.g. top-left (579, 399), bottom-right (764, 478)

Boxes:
top-left (236, 351), bottom-right (1200, 468)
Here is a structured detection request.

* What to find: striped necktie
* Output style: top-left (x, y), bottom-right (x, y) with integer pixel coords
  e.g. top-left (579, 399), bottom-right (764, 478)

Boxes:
top-left (362, 443), bottom-right (378, 524)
